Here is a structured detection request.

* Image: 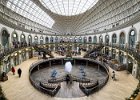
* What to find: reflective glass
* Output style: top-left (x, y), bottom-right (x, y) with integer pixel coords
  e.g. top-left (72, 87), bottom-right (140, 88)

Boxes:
top-left (40, 0), bottom-right (98, 16)
top-left (7, 0), bottom-right (55, 28)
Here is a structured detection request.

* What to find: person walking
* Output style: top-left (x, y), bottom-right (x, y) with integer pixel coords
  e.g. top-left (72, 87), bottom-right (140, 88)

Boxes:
top-left (17, 68), bottom-right (22, 78)
top-left (11, 67), bottom-right (15, 75)
top-left (112, 71), bottom-right (116, 81)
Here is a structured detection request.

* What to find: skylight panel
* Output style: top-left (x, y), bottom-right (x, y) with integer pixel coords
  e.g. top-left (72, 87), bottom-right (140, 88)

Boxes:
top-left (40, 0), bottom-right (99, 16)
top-left (7, 0), bottom-right (55, 28)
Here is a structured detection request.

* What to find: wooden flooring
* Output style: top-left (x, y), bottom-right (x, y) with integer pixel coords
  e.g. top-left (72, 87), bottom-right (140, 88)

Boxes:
top-left (0, 57), bottom-right (139, 100)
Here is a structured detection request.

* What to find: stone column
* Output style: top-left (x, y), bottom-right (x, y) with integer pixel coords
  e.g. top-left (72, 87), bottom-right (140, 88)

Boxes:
top-left (132, 60), bottom-right (138, 78)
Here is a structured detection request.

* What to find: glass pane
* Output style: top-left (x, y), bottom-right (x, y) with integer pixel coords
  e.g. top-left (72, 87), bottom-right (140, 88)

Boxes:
top-left (6, 0), bottom-right (55, 28)
top-left (40, 0), bottom-right (99, 16)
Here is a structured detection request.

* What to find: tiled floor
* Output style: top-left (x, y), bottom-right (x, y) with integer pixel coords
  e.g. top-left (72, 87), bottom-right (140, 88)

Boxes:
top-left (0, 57), bottom-right (139, 100)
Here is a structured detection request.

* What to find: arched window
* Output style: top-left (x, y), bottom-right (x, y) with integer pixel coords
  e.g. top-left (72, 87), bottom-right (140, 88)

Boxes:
top-left (84, 37), bottom-right (87, 43)
top-left (78, 37), bottom-right (82, 43)
top-left (50, 37), bottom-right (54, 43)
top-left (129, 30), bottom-right (136, 49)
top-left (40, 36), bottom-right (44, 44)
top-left (105, 35), bottom-right (109, 45)
top-left (88, 36), bottom-right (92, 43)
top-left (28, 35), bottom-right (32, 45)
top-left (12, 32), bottom-right (18, 42)
top-left (34, 36), bottom-right (38, 44)
top-left (55, 36), bottom-right (58, 43)
top-left (20, 34), bottom-right (26, 47)
top-left (69, 37), bottom-right (73, 42)
top-left (1, 30), bottom-right (9, 48)
top-left (20, 34), bottom-right (26, 42)
top-left (99, 35), bottom-right (103, 44)
top-left (45, 37), bottom-right (49, 43)
top-left (119, 32), bottom-right (125, 48)
top-left (93, 36), bottom-right (97, 44)
top-left (112, 34), bottom-right (117, 44)
top-left (59, 37), bottom-right (63, 43)
top-left (74, 37), bottom-right (77, 42)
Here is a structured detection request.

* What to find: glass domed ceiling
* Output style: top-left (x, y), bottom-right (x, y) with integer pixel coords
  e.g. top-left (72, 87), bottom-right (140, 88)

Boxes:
top-left (7, 0), bottom-right (55, 28)
top-left (40, 0), bottom-right (99, 16)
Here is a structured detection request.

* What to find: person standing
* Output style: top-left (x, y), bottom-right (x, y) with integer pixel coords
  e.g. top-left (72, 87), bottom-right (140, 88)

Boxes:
top-left (11, 67), bottom-right (15, 75)
top-left (17, 68), bottom-right (22, 78)
top-left (66, 74), bottom-right (70, 85)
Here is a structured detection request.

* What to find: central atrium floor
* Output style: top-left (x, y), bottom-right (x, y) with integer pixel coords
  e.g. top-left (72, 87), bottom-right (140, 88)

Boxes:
top-left (0, 57), bottom-right (138, 100)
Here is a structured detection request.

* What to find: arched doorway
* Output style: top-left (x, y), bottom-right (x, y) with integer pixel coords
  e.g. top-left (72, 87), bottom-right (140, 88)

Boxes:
top-left (88, 36), bottom-right (92, 43)
top-left (128, 29), bottom-right (136, 49)
top-left (1, 29), bottom-right (10, 48)
top-left (3, 56), bottom-right (11, 73)
top-left (28, 35), bottom-right (32, 46)
top-left (40, 36), bottom-right (44, 44)
top-left (20, 34), bottom-right (26, 47)
top-left (93, 36), bottom-right (97, 44)
top-left (83, 37), bottom-right (87, 43)
top-left (74, 37), bottom-right (77, 43)
top-left (50, 37), bottom-right (54, 43)
top-left (99, 35), bottom-right (103, 44)
top-left (34, 36), bottom-right (38, 44)
top-left (45, 37), bottom-right (49, 43)
top-left (55, 36), bottom-right (58, 43)
top-left (13, 52), bottom-right (19, 66)
top-left (69, 37), bottom-right (73, 42)
top-left (112, 33), bottom-right (117, 47)
top-left (78, 37), bottom-right (82, 43)
top-left (60, 37), bottom-right (63, 43)
top-left (105, 35), bottom-right (109, 45)
top-left (12, 32), bottom-right (18, 48)
top-left (119, 32), bottom-right (125, 48)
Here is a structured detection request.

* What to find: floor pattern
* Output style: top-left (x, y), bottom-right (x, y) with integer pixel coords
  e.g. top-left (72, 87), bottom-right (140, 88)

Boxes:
top-left (0, 57), bottom-right (139, 100)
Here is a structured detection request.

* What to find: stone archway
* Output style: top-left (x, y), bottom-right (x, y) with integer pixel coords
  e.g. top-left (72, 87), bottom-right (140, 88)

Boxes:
top-left (93, 36), bottom-right (97, 44)
top-left (119, 32), bottom-right (125, 48)
top-left (88, 36), bottom-right (92, 43)
top-left (45, 37), bottom-right (49, 43)
top-left (40, 36), bottom-right (44, 44)
top-left (34, 36), bottom-right (38, 44)
top-left (128, 29), bottom-right (136, 49)
top-left (105, 35), bottom-right (109, 45)
top-left (28, 35), bottom-right (32, 45)
top-left (1, 29), bottom-right (10, 48)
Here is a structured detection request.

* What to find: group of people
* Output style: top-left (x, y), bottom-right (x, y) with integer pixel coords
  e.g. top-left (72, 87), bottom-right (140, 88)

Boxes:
top-left (11, 67), bottom-right (22, 78)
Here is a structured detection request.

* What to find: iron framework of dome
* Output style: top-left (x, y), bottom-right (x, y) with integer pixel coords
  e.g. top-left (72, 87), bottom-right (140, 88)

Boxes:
top-left (39, 0), bottom-right (99, 16)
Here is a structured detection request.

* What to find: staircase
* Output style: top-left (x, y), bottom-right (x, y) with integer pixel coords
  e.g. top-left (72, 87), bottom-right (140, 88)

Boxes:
top-left (34, 45), bottom-right (54, 58)
top-left (83, 45), bottom-right (104, 58)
